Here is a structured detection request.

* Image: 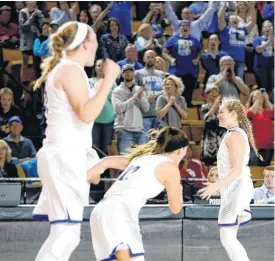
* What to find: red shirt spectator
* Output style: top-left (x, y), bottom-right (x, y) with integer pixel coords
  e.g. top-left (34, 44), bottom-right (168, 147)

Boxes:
top-left (0, 6), bottom-right (19, 41)
top-left (180, 146), bottom-right (208, 187)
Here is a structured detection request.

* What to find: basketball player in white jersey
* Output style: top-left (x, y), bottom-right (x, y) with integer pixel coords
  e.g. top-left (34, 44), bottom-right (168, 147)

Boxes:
top-left (199, 99), bottom-right (263, 261)
top-left (87, 126), bottom-right (189, 261)
top-left (32, 22), bottom-right (121, 261)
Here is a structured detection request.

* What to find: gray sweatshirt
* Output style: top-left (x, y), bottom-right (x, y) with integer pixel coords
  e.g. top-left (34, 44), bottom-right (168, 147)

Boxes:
top-left (19, 8), bottom-right (44, 51)
top-left (112, 83), bottom-right (150, 132)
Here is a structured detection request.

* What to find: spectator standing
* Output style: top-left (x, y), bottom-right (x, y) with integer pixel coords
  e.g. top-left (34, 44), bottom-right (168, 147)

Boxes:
top-left (236, 1), bottom-right (259, 72)
top-left (143, 3), bottom-right (169, 45)
top-left (106, 1), bottom-right (133, 40)
top-left (3, 116), bottom-right (36, 164)
top-left (164, 1), bottom-right (217, 41)
top-left (206, 56), bottom-right (250, 101)
top-left (19, 1), bottom-right (44, 82)
top-left (201, 85), bottom-right (226, 166)
top-left (135, 50), bottom-right (166, 132)
top-left (89, 59), bottom-right (116, 155)
top-left (200, 34), bottom-right (226, 86)
top-left (218, 1), bottom-right (256, 79)
top-left (99, 18), bottom-right (129, 62)
top-left (50, 1), bottom-right (76, 25)
top-left (117, 44), bottom-right (144, 70)
top-left (134, 23), bottom-right (163, 61)
top-left (163, 20), bottom-right (202, 107)
top-left (112, 64), bottom-right (149, 154)
top-left (156, 75), bottom-right (187, 129)
top-left (253, 20), bottom-right (274, 95)
top-left (245, 90), bottom-right (274, 166)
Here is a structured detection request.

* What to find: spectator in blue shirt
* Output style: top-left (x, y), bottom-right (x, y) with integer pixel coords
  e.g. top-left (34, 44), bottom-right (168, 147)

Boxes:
top-left (50, 1), bottom-right (76, 25)
top-left (117, 44), bottom-right (144, 70)
top-left (164, 1), bottom-right (218, 41)
top-left (99, 18), bottom-right (129, 62)
top-left (163, 20), bottom-right (202, 107)
top-left (143, 3), bottom-right (170, 45)
top-left (106, 1), bottom-right (133, 40)
top-left (33, 22), bottom-right (49, 56)
top-left (200, 34), bottom-right (226, 86)
top-left (33, 21), bottom-right (60, 58)
top-left (3, 116), bottom-right (36, 164)
top-left (263, 2), bottom-right (274, 25)
top-left (189, 2), bottom-right (208, 20)
top-left (253, 20), bottom-right (274, 94)
top-left (218, 1), bottom-right (256, 79)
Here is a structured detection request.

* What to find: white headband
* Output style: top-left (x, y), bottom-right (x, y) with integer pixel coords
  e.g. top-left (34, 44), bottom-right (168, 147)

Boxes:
top-left (66, 22), bottom-right (88, 51)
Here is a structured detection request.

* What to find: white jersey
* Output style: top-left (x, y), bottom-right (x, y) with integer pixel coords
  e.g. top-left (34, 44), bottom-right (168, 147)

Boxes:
top-left (43, 58), bottom-right (95, 149)
top-left (33, 59), bottom-right (99, 223)
top-left (90, 154), bottom-right (172, 261)
top-left (104, 154), bottom-right (171, 217)
top-left (217, 126), bottom-right (250, 180)
top-left (217, 127), bottom-right (253, 226)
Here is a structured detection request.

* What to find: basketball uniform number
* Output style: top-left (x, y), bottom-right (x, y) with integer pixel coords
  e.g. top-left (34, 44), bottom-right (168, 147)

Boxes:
top-left (119, 165), bottom-right (140, 181)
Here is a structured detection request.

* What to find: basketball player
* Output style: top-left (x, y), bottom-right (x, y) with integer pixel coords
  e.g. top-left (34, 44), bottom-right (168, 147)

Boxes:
top-left (88, 126), bottom-right (188, 261)
top-left (32, 22), bottom-right (121, 261)
top-left (199, 99), bottom-right (262, 261)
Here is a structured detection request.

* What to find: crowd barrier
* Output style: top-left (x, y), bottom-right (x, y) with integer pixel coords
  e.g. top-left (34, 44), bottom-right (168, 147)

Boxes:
top-left (0, 204), bottom-right (273, 261)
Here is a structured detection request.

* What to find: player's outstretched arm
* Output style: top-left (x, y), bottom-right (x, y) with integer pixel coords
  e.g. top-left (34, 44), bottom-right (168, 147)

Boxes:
top-left (155, 162), bottom-right (183, 214)
top-left (87, 156), bottom-right (130, 183)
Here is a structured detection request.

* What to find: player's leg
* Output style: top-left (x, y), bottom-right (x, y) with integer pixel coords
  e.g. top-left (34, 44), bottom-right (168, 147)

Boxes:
top-left (220, 217), bottom-right (250, 261)
top-left (115, 249), bottom-right (145, 261)
top-left (35, 223), bottom-right (81, 261)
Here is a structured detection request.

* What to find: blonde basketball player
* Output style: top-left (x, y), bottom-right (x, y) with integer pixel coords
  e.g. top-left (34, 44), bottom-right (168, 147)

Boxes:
top-left (88, 126), bottom-right (188, 261)
top-left (32, 21), bottom-right (120, 261)
top-left (199, 99), bottom-right (262, 261)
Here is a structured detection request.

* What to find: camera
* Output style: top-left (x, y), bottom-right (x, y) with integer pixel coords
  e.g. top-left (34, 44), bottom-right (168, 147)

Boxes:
top-left (260, 88), bottom-right (266, 93)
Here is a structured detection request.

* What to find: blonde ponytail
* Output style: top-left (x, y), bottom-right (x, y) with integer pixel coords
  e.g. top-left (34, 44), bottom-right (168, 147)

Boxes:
top-left (224, 99), bottom-right (263, 161)
top-left (33, 22), bottom-right (81, 90)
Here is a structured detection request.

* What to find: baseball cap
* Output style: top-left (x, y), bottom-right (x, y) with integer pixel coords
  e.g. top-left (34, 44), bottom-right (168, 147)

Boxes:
top-left (8, 116), bottom-right (22, 125)
top-left (122, 64), bottom-right (135, 73)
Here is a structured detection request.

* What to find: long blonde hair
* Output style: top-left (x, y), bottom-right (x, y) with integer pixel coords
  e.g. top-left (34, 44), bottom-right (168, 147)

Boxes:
top-left (0, 140), bottom-right (12, 162)
top-left (126, 127), bottom-right (189, 161)
top-left (222, 99), bottom-right (263, 161)
top-left (33, 22), bottom-right (89, 90)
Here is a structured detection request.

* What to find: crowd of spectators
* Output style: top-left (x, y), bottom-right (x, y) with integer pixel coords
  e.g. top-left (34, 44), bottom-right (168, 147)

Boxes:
top-left (0, 1), bottom-right (274, 204)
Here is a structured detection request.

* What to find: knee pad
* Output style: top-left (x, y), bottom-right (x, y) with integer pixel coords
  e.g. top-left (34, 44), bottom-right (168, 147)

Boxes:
top-left (50, 223), bottom-right (81, 260)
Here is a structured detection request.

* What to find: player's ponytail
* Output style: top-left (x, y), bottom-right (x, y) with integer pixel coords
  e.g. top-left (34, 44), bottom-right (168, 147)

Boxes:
top-left (126, 127), bottom-right (189, 161)
top-left (223, 99), bottom-right (263, 161)
top-left (34, 22), bottom-right (89, 90)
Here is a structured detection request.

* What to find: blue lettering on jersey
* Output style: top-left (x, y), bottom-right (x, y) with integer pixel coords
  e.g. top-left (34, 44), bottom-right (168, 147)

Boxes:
top-left (119, 165), bottom-right (140, 181)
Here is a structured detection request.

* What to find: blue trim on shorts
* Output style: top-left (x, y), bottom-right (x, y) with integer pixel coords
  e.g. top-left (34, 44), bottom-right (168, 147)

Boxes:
top-left (100, 243), bottom-right (145, 261)
top-left (33, 212), bottom-right (82, 224)
top-left (218, 208), bottom-right (252, 227)
top-left (32, 214), bottom-right (49, 221)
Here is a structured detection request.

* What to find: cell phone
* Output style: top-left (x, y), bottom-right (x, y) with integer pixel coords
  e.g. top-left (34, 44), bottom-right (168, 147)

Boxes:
top-left (260, 88), bottom-right (266, 93)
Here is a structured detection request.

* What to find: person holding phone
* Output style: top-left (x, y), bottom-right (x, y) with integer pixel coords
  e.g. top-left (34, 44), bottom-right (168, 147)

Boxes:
top-left (245, 89), bottom-right (274, 166)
